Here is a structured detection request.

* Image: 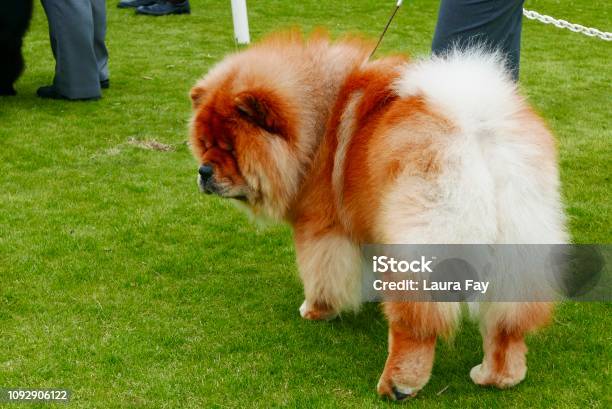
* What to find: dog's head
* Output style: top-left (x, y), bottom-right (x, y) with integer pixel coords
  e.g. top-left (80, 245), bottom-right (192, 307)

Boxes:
top-left (189, 53), bottom-right (303, 220)
top-left (189, 32), bottom-right (372, 219)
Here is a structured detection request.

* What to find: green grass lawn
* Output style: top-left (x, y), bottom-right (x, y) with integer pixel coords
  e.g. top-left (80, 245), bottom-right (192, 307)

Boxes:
top-left (1, 0), bottom-right (610, 407)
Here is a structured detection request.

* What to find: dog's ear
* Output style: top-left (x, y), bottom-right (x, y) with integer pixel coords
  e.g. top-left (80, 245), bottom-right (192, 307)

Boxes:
top-left (234, 91), bottom-right (283, 134)
top-left (190, 84), bottom-right (206, 108)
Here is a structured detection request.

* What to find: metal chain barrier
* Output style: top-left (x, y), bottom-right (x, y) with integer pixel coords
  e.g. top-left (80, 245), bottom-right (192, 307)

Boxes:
top-left (523, 8), bottom-right (612, 41)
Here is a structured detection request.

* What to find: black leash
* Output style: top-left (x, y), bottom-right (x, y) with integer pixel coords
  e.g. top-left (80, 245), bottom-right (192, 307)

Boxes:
top-left (369, 0), bottom-right (404, 59)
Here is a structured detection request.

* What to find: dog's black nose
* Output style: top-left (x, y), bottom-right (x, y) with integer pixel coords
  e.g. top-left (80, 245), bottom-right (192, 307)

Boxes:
top-left (198, 164), bottom-right (214, 182)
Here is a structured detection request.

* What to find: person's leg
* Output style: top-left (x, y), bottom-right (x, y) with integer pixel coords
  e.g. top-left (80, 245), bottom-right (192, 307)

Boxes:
top-left (40, 0), bottom-right (101, 99)
top-left (432, 0), bottom-right (525, 81)
top-left (92, 0), bottom-right (109, 85)
top-left (0, 41), bottom-right (22, 95)
top-left (0, 0), bottom-right (33, 95)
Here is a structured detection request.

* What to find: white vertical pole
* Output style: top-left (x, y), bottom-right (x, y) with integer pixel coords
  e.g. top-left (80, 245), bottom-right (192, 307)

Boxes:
top-left (231, 0), bottom-right (250, 44)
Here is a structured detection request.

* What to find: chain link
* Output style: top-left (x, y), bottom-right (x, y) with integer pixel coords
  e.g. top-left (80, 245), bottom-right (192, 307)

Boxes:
top-left (523, 8), bottom-right (612, 41)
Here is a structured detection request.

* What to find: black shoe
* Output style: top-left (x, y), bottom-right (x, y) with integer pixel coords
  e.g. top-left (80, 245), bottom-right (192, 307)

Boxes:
top-left (36, 85), bottom-right (100, 101)
top-left (118, 0), bottom-right (156, 8)
top-left (36, 85), bottom-right (67, 100)
top-left (136, 0), bottom-right (190, 15)
top-left (101, 79), bottom-right (110, 89)
top-left (0, 85), bottom-right (17, 96)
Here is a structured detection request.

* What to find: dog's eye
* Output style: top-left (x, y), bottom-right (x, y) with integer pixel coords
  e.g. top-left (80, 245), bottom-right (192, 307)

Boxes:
top-left (219, 140), bottom-right (233, 151)
top-left (203, 138), bottom-right (212, 150)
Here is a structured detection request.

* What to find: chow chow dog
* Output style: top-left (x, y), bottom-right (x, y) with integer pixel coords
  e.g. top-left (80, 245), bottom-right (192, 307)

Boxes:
top-left (189, 31), bottom-right (566, 400)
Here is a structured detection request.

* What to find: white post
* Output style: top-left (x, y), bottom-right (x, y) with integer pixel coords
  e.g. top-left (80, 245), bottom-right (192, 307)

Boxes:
top-left (231, 0), bottom-right (250, 44)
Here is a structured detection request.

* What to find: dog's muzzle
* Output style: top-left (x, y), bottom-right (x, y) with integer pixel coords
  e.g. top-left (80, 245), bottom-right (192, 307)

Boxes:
top-left (199, 164), bottom-right (213, 182)
top-left (197, 164), bottom-right (248, 202)
top-left (198, 164), bottom-right (217, 194)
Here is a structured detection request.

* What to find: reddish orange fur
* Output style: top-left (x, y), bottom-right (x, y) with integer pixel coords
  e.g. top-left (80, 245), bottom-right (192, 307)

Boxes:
top-left (290, 57), bottom-right (410, 241)
top-left (377, 329), bottom-right (436, 398)
top-left (189, 31), bottom-right (556, 399)
top-left (470, 302), bottom-right (553, 387)
top-left (384, 302), bottom-right (457, 339)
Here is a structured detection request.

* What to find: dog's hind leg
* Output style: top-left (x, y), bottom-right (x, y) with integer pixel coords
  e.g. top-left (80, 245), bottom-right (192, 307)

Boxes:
top-left (377, 302), bottom-right (459, 400)
top-left (470, 302), bottom-right (552, 388)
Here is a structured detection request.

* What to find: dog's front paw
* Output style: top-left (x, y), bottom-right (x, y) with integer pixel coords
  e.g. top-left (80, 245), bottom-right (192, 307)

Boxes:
top-left (299, 300), bottom-right (338, 321)
top-left (470, 362), bottom-right (526, 389)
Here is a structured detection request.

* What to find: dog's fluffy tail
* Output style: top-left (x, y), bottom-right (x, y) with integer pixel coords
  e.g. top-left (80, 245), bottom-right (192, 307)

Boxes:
top-left (393, 47), bottom-right (567, 246)
top-left (395, 47), bottom-right (521, 135)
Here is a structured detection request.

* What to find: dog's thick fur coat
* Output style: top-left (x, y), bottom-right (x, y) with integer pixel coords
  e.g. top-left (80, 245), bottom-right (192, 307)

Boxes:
top-left (190, 32), bottom-right (567, 399)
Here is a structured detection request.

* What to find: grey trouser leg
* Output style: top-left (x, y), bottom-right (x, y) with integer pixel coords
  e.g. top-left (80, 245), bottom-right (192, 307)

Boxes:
top-left (92, 0), bottom-right (109, 83)
top-left (432, 0), bottom-right (525, 81)
top-left (41, 0), bottom-right (108, 99)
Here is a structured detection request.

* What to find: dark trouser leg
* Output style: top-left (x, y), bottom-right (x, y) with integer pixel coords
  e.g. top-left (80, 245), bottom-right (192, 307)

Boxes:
top-left (40, 0), bottom-right (102, 99)
top-left (432, 0), bottom-right (525, 81)
top-left (0, 0), bottom-right (33, 95)
top-left (92, 0), bottom-right (109, 83)
top-left (0, 41), bottom-right (22, 95)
